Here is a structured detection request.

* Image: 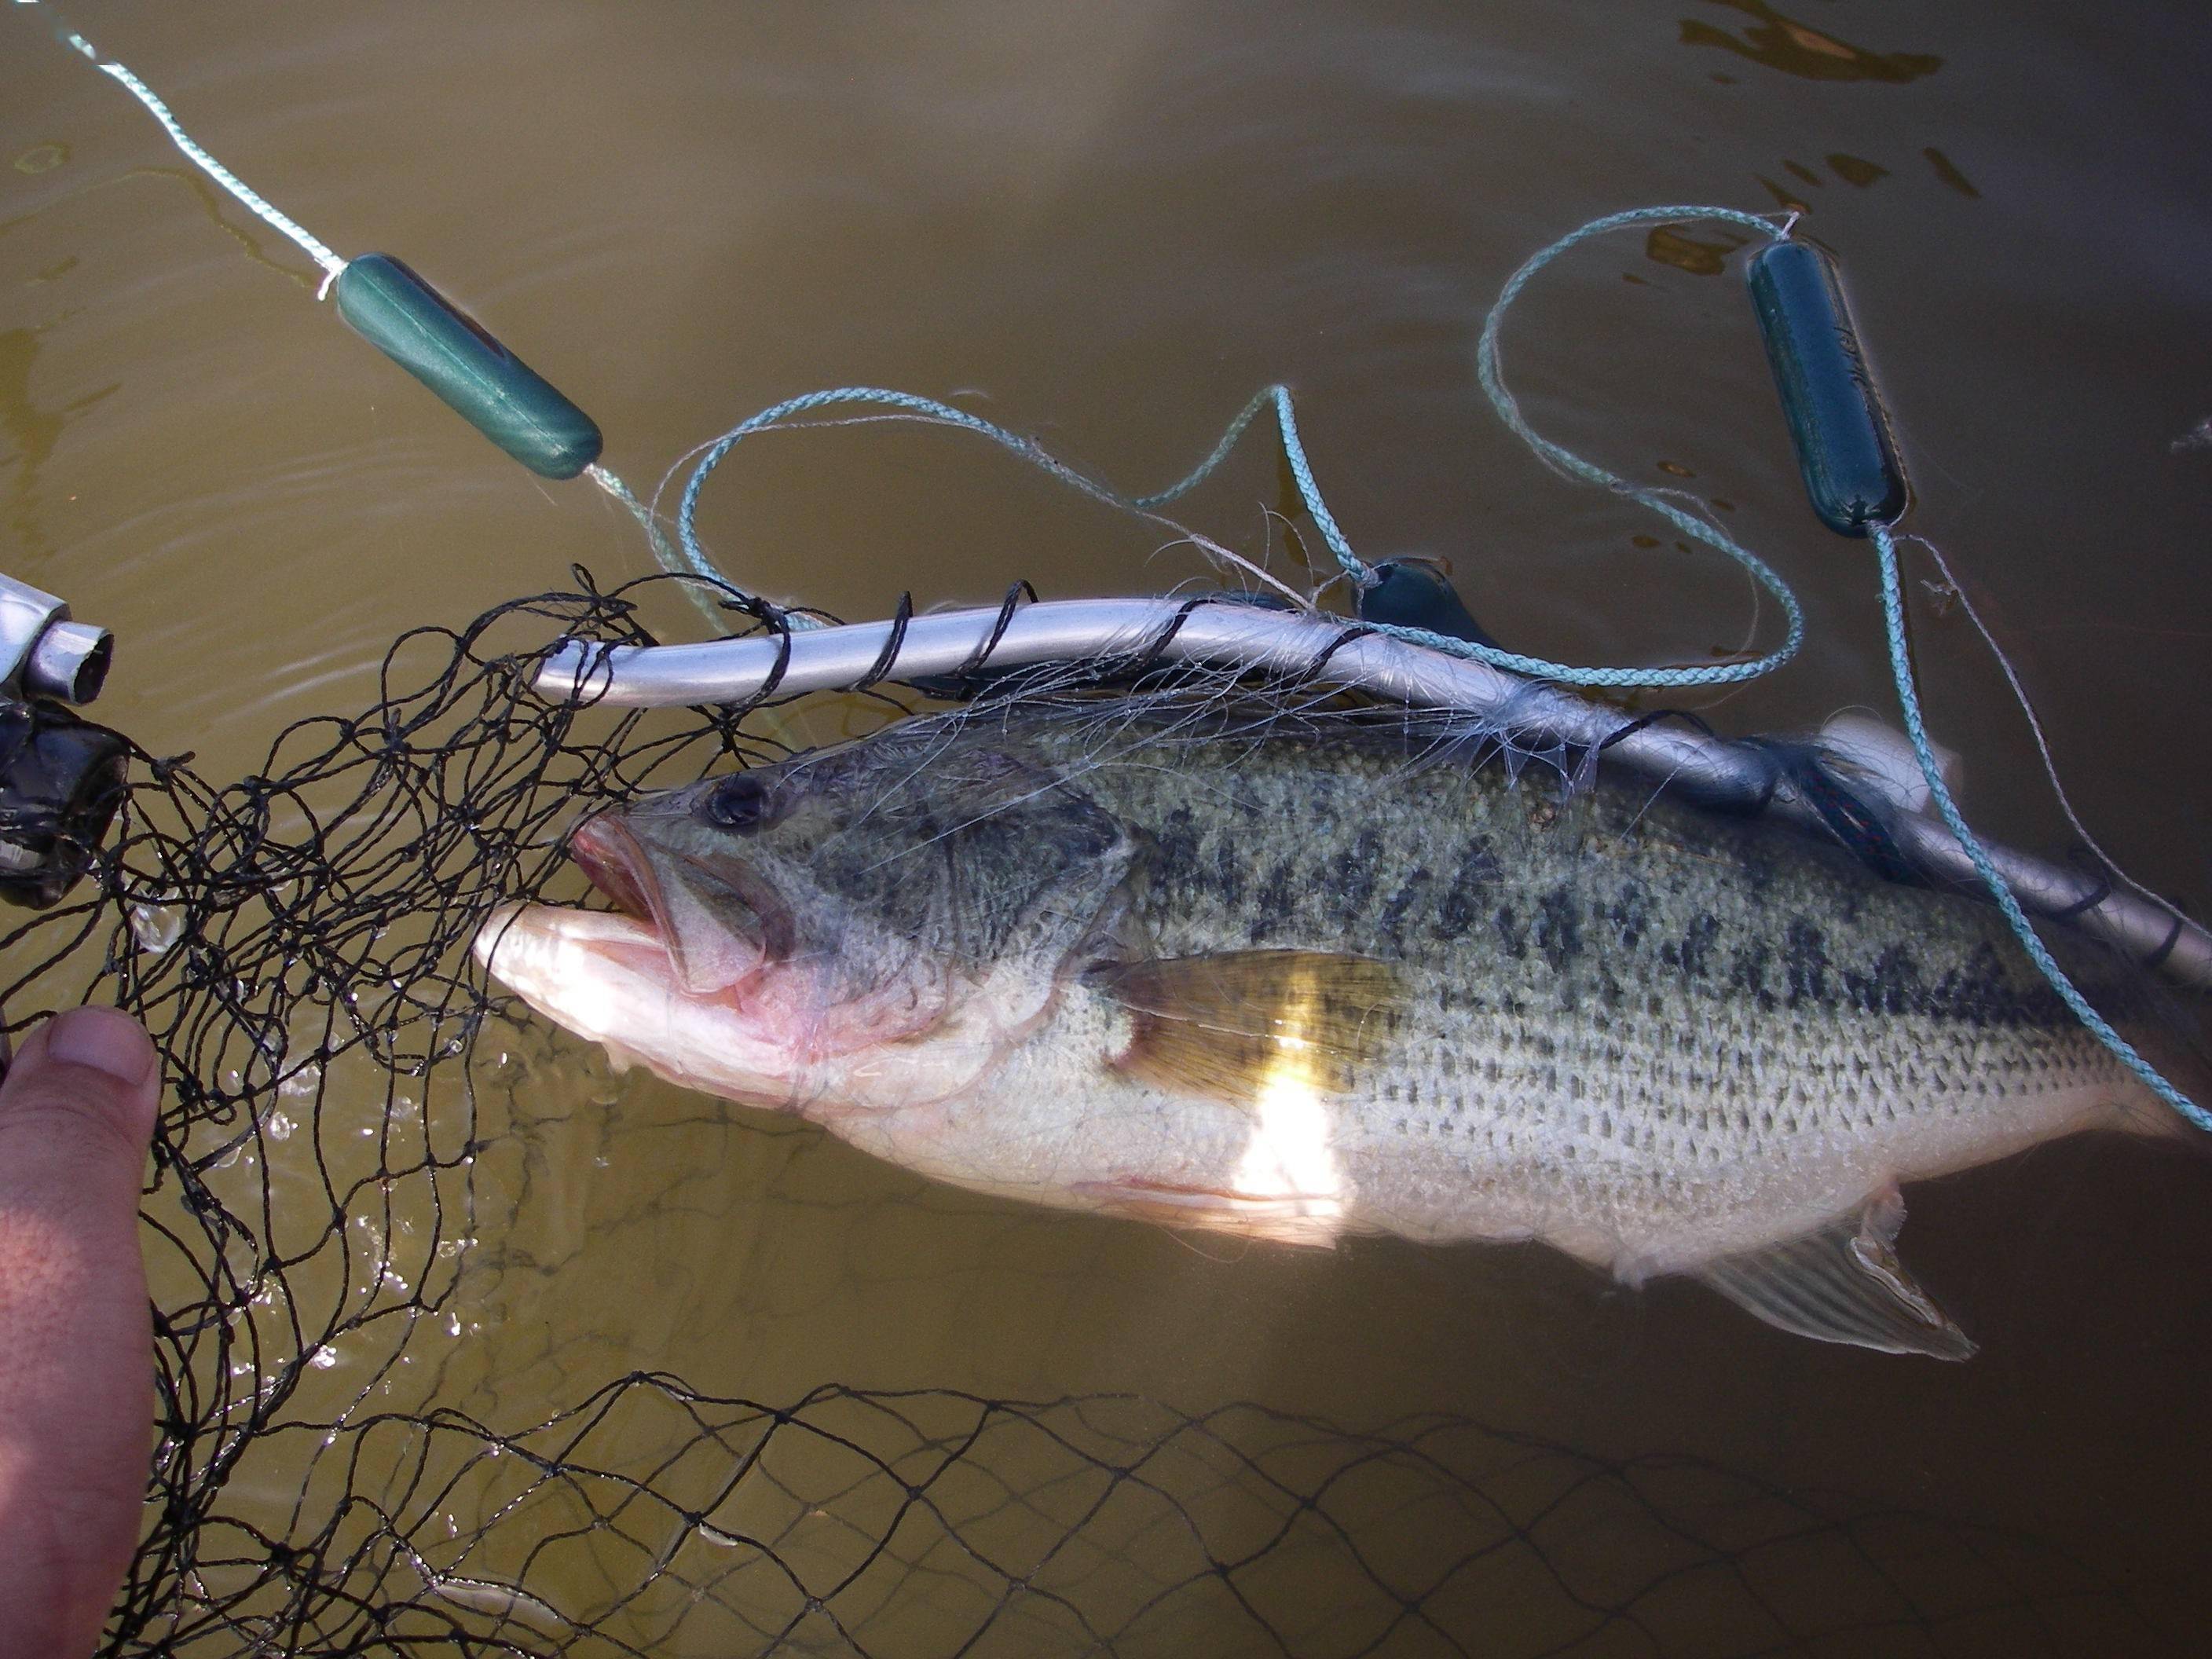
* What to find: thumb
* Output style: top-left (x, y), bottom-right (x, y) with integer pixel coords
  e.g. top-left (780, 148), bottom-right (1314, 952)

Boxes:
top-left (0, 1006), bottom-right (159, 1198)
top-left (0, 1006), bottom-right (159, 1659)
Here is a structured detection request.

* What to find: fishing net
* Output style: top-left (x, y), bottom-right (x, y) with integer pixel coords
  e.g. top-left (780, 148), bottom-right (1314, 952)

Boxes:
top-left (0, 575), bottom-right (2165, 1657)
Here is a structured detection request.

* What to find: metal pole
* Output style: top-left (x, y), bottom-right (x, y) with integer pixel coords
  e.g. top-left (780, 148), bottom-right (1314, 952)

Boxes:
top-left (535, 597), bottom-right (2212, 992)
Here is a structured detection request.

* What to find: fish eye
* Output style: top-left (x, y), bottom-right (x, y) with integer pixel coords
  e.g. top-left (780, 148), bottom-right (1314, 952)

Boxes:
top-left (703, 771), bottom-right (775, 832)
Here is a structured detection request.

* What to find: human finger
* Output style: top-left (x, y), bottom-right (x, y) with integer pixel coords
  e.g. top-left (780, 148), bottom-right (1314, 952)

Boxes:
top-left (0, 1006), bottom-right (159, 1659)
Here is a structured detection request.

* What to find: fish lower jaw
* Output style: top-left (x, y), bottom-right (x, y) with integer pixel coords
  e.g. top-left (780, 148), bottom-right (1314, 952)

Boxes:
top-left (474, 903), bottom-right (813, 1106)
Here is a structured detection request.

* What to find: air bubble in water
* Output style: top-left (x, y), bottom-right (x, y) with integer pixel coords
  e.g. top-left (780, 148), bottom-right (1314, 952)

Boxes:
top-left (309, 1346), bottom-right (338, 1370)
top-left (279, 1060), bottom-right (321, 1100)
top-left (265, 1111), bottom-right (295, 1143)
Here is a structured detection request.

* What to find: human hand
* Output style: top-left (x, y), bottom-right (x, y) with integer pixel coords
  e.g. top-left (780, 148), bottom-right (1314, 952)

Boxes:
top-left (0, 1008), bottom-right (157, 1659)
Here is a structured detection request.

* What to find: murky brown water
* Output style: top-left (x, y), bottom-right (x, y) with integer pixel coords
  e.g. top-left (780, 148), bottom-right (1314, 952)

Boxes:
top-left (7, 2), bottom-right (2212, 1654)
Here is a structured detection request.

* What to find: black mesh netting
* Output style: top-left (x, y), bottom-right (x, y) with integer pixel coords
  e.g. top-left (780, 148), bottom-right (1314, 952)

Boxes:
top-left (0, 580), bottom-right (2164, 1657)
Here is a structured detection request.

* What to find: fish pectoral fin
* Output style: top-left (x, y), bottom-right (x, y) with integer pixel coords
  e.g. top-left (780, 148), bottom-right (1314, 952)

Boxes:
top-left (1694, 1191), bottom-right (1977, 1361)
top-left (1093, 950), bottom-right (1403, 1104)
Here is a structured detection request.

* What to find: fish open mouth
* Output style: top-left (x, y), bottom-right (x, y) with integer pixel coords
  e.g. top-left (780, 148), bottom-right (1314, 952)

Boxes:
top-left (564, 808), bottom-right (786, 995)
top-left (567, 811), bottom-right (660, 925)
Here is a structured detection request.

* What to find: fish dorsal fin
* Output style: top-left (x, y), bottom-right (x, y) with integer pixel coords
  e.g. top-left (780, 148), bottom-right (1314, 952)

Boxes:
top-left (1095, 950), bottom-right (1403, 1104)
top-left (1695, 1190), bottom-right (1976, 1361)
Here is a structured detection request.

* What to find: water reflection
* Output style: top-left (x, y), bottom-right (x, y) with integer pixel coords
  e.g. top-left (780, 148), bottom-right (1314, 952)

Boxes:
top-left (1924, 145), bottom-right (1983, 198)
top-left (1826, 152), bottom-right (1889, 188)
top-left (2, 163), bottom-right (317, 286)
top-left (0, 325), bottom-right (115, 558)
top-left (1681, 0), bottom-right (1943, 84)
top-left (1643, 227), bottom-right (1741, 276)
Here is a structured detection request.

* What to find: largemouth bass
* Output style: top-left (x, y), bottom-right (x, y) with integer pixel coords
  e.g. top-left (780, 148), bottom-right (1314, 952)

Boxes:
top-left (476, 707), bottom-right (2184, 1358)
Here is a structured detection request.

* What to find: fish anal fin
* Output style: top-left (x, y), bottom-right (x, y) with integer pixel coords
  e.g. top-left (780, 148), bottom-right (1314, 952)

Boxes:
top-left (1094, 950), bottom-right (1402, 1104)
top-left (1695, 1188), bottom-right (1976, 1361)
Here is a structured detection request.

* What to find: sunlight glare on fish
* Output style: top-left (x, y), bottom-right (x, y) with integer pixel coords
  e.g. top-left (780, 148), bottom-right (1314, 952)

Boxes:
top-left (1231, 969), bottom-right (1347, 1245)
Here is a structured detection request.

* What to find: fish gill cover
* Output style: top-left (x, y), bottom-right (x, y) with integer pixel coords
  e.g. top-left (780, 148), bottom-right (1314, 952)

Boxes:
top-left (0, 577), bottom-right (2163, 1657)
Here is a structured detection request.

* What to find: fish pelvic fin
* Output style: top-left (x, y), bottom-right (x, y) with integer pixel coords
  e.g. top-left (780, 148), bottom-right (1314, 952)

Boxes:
top-left (1694, 1188), bottom-right (1976, 1361)
top-left (1093, 950), bottom-right (1404, 1104)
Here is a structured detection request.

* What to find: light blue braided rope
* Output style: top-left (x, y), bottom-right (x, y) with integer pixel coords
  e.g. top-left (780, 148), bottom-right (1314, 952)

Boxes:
top-left (22, 9), bottom-right (1807, 694)
top-left (1467, 204), bottom-right (1804, 685)
top-left (583, 463), bottom-right (670, 562)
top-left (37, 5), bottom-right (712, 619)
top-left (53, 24), bottom-right (348, 279)
top-left (1127, 385), bottom-right (1366, 580)
top-left (1871, 522), bottom-right (2207, 1130)
top-left (43, 1), bottom-right (1808, 694)
top-left (665, 385), bottom-right (1330, 632)
top-left (667, 209), bottom-right (1808, 690)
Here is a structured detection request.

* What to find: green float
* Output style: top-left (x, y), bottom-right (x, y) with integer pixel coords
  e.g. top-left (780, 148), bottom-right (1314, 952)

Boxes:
top-left (333, 254), bottom-right (602, 480)
top-left (1746, 240), bottom-right (1908, 537)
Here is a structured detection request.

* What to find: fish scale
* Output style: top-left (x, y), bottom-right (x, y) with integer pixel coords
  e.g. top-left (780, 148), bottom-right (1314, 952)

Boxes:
top-left (479, 710), bottom-right (2177, 1357)
top-left (865, 722), bottom-right (2140, 1302)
